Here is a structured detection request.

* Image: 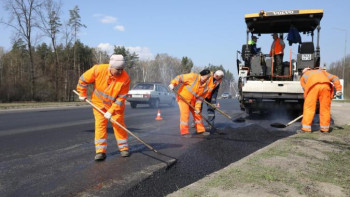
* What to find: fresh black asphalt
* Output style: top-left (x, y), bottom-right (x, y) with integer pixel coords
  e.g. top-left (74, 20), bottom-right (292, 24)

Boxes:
top-left (0, 99), bottom-right (299, 196)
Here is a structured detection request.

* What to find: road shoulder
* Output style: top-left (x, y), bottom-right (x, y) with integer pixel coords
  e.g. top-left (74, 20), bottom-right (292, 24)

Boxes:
top-left (168, 102), bottom-right (350, 197)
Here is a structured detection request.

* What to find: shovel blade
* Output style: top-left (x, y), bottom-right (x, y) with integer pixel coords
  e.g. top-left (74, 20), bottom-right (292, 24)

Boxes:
top-left (233, 117), bottom-right (246, 123)
top-left (270, 123), bottom-right (287, 128)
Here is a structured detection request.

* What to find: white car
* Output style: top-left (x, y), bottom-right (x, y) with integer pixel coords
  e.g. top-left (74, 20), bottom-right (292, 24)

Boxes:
top-left (221, 92), bottom-right (232, 99)
top-left (127, 82), bottom-right (176, 108)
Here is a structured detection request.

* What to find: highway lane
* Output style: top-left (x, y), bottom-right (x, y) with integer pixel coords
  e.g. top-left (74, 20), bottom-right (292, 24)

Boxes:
top-left (0, 99), bottom-right (298, 196)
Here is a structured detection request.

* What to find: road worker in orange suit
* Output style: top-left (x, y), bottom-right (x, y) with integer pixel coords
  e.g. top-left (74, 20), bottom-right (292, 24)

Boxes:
top-left (168, 70), bottom-right (211, 138)
top-left (270, 33), bottom-right (285, 76)
top-left (77, 54), bottom-right (130, 161)
top-left (298, 67), bottom-right (342, 133)
top-left (201, 70), bottom-right (224, 134)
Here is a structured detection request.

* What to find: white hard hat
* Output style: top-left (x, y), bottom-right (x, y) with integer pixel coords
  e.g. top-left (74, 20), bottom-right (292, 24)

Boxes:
top-left (215, 70), bottom-right (224, 77)
top-left (109, 54), bottom-right (125, 69)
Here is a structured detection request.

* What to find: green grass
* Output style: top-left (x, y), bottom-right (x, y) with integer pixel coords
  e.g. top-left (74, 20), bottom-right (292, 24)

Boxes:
top-left (0, 102), bottom-right (88, 110)
top-left (184, 125), bottom-right (350, 197)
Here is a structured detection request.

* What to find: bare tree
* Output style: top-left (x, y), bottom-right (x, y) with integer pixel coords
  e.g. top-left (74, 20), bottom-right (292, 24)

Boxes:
top-left (68, 5), bottom-right (86, 76)
top-left (92, 47), bottom-right (109, 64)
top-left (2, 0), bottom-right (42, 100)
top-left (37, 0), bottom-right (62, 101)
top-left (0, 46), bottom-right (4, 87)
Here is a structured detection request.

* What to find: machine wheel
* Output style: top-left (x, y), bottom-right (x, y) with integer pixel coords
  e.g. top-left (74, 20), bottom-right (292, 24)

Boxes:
top-left (238, 77), bottom-right (245, 111)
top-left (130, 102), bottom-right (137, 108)
top-left (245, 108), bottom-right (253, 115)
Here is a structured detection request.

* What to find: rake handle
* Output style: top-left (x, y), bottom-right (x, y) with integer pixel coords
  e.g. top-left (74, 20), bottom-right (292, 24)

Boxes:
top-left (202, 99), bottom-right (233, 120)
top-left (286, 114), bottom-right (303, 127)
top-left (73, 90), bottom-right (158, 153)
top-left (172, 90), bottom-right (214, 128)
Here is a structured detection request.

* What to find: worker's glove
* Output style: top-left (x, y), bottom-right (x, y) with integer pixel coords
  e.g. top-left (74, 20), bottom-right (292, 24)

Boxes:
top-left (168, 84), bottom-right (174, 90)
top-left (104, 112), bottom-right (112, 120)
top-left (336, 91), bottom-right (342, 97)
top-left (79, 96), bottom-right (87, 101)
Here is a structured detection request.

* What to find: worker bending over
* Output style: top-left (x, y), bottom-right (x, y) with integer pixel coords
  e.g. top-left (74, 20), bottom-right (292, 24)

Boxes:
top-left (77, 54), bottom-right (130, 161)
top-left (298, 67), bottom-right (342, 133)
top-left (169, 70), bottom-right (211, 138)
top-left (201, 70), bottom-right (224, 133)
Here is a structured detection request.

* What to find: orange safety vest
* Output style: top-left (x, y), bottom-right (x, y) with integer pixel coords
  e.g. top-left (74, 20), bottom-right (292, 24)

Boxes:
top-left (202, 72), bottom-right (222, 99)
top-left (270, 38), bottom-right (284, 56)
top-left (77, 64), bottom-right (130, 114)
top-left (171, 73), bottom-right (209, 102)
top-left (300, 68), bottom-right (342, 98)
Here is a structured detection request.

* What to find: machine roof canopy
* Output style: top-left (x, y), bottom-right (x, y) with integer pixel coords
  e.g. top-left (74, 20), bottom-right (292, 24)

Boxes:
top-left (244, 9), bottom-right (323, 34)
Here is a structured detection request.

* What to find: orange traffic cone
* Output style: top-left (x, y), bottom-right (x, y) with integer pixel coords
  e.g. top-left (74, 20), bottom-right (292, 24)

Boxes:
top-left (155, 109), bottom-right (163, 120)
top-left (216, 102), bottom-right (220, 108)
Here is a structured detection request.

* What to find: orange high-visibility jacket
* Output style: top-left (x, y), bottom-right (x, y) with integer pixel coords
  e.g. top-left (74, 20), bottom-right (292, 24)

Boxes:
top-left (270, 38), bottom-right (284, 56)
top-left (77, 64), bottom-right (130, 114)
top-left (300, 68), bottom-right (342, 98)
top-left (203, 72), bottom-right (222, 99)
top-left (170, 73), bottom-right (208, 102)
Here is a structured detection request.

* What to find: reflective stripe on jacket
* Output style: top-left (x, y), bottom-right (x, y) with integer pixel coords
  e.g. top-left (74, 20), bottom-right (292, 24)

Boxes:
top-left (300, 68), bottom-right (342, 98)
top-left (170, 73), bottom-right (208, 102)
top-left (77, 64), bottom-right (130, 114)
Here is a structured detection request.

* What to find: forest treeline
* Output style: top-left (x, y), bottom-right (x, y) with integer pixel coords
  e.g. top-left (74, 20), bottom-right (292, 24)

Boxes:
top-left (0, 0), bottom-right (235, 102)
top-left (0, 0), bottom-right (348, 102)
top-left (327, 55), bottom-right (349, 99)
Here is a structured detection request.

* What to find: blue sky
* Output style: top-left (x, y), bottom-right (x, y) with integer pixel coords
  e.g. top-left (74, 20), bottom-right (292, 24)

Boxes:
top-left (0, 0), bottom-right (349, 76)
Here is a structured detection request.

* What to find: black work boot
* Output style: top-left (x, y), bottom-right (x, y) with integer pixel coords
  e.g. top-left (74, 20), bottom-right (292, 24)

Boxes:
top-left (94, 153), bottom-right (106, 161)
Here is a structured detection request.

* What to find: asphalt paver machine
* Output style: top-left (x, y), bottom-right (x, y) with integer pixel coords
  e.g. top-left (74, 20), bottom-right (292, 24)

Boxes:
top-left (237, 9), bottom-right (324, 114)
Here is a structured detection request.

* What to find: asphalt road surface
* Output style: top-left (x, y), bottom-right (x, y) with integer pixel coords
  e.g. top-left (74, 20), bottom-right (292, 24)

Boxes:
top-left (0, 99), bottom-right (300, 196)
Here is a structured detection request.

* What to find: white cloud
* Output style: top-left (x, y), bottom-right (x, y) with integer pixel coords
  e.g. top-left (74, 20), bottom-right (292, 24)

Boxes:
top-left (100, 16), bottom-right (117, 24)
top-left (114, 25), bottom-right (125, 32)
top-left (127, 46), bottom-right (154, 60)
top-left (96, 43), bottom-right (154, 60)
top-left (97, 43), bottom-right (114, 54)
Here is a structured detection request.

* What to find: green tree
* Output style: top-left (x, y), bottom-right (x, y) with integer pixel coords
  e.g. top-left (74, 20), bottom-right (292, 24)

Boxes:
top-left (38, 0), bottom-right (62, 101)
top-left (113, 46), bottom-right (139, 69)
top-left (68, 5), bottom-right (86, 76)
top-left (180, 56), bottom-right (193, 73)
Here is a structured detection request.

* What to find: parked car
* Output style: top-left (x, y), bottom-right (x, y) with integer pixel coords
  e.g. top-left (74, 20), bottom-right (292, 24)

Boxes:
top-left (127, 82), bottom-right (176, 108)
top-left (221, 92), bottom-right (232, 99)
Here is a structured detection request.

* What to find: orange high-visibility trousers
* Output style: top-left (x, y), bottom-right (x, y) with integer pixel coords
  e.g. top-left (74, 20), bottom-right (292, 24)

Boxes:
top-left (178, 99), bottom-right (205, 135)
top-left (301, 83), bottom-right (331, 132)
top-left (93, 108), bottom-right (128, 153)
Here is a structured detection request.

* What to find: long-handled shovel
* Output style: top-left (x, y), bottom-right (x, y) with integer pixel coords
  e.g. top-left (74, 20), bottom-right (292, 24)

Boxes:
top-left (202, 99), bottom-right (232, 120)
top-left (73, 90), bottom-right (159, 152)
top-left (73, 90), bottom-right (177, 168)
top-left (172, 90), bottom-right (215, 129)
top-left (202, 99), bottom-right (245, 122)
top-left (270, 114), bottom-right (303, 128)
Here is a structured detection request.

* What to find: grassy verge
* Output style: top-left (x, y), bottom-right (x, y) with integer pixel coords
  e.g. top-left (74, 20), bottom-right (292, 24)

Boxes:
top-left (0, 102), bottom-right (88, 110)
top-left (172, 125), bottom-right (350, 197)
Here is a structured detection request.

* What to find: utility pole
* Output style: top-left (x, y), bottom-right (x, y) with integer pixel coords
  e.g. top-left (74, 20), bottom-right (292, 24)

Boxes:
top-left (334, 28), bottom-right (347, 80)
top-left (334, 27), bottom-right (347, 99)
